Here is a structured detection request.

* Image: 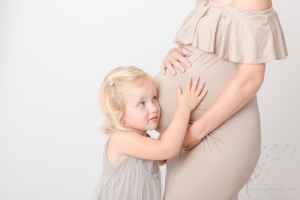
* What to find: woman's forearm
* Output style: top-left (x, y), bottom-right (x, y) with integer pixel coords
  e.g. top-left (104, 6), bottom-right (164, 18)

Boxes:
top-left (193, 64), bottom-right (266, 139)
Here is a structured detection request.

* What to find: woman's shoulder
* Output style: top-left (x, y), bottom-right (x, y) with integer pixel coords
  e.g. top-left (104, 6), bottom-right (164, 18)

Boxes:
top-left (198, 0), bottom-right (272, 11)
top-left (229, 0), bottom-right (272, 11)
top-left (175, 0), bottom-right (287, 64)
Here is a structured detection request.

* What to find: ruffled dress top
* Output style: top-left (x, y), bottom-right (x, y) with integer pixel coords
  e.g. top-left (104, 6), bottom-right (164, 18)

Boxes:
top-left (91, 138), bottom-right (162, 200)
top-left (174, 0), bottom-right (288, 64)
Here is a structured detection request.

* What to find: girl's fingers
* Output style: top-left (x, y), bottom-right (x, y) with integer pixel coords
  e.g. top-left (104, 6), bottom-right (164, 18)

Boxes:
top-left (185, 76), bottom-right (192, 91)
top-left (198, 89), bottom-right (208, 100)
top-left (175, 85), bottom-right (182, 97)
top-left (195, 80), bottom-right (206, 96)
top-left (190, 76), bottom-right (200, 92)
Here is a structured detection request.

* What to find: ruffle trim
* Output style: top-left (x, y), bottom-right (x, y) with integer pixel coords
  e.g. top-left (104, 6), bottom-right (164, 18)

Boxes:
top-left (91, 161), bottom-right (162, 200)
top-left (174, 1), bottom-right (288, 64)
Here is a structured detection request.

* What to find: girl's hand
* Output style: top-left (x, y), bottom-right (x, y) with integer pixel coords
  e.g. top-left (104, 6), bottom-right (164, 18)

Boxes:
top-left (182, 123), bottom-right (202, 150)
top-left (176, 76), bottom-right (207, 112)
top-left (161, 47), bottom-right (192, 75)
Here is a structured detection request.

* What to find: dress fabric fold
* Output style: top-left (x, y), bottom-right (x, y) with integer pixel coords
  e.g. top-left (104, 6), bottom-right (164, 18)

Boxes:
top-left (174, 1), bottom-right (288, 64)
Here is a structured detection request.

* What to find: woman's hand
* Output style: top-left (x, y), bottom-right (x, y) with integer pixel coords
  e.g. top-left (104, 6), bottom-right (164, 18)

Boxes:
top-left (182, 124), bottom-right (203, 150)
top-left (161, 47), bottom-right (192, 75)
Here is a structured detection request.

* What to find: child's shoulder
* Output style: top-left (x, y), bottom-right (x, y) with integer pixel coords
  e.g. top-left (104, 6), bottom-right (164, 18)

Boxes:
top-left (109, 130), bottom-right (145, 143)
top-left (108, 131), bottom-right (147, 156)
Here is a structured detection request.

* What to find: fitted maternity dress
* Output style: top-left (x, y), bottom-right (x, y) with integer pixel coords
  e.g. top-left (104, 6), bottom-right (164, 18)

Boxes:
top-left (154, 1), bottom-right (288, 200)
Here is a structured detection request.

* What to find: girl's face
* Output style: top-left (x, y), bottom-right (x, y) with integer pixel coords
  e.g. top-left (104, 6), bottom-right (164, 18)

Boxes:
top-left (122, 81), bottom-right (161, 135)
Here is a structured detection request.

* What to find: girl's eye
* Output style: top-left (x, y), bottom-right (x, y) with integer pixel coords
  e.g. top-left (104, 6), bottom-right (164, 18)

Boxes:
top-left (152, 96), bottom-right (157, 102)
top-left (138, 102), bottom-right (145, 107)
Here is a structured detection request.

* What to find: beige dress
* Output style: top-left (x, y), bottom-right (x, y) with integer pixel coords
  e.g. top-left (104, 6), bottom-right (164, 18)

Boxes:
top-left (154, 1), bottom-right (288, 200)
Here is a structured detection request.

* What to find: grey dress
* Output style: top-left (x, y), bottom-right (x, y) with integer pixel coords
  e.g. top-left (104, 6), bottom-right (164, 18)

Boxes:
top-left (91, 137), bottom-right (162, 200)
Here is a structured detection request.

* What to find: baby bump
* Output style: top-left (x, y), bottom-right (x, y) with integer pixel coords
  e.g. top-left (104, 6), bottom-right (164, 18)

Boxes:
top-left (154, 46), bottom-right (238, 133)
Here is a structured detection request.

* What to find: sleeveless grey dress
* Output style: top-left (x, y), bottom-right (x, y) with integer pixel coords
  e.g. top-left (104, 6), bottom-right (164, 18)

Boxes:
top-left (154, 1), bottom-right (288, 200)
top-left (91, 138), bottom-right (162, 200)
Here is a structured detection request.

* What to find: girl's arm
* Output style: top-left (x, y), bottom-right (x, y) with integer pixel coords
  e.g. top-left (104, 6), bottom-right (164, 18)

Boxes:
top-left (109, 77), bottom-right (208, 161)
top-left (157, 134), bottom-right (166, 166)
top-left (182, 63), bottom-right (265, 149)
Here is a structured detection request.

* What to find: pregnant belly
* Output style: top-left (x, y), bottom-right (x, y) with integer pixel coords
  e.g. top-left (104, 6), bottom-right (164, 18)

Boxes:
top-left (154, 46), bottom-right (238, 133)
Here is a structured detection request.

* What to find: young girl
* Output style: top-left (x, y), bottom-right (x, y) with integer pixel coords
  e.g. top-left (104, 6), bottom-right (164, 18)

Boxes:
top-left (92, 66), bottom-right (207, 200)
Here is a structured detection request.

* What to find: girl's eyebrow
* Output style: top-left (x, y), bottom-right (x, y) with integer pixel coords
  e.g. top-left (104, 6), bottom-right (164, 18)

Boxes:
top-left (135, 93), bottom-right (158, 103)
top-left (132, 96), bottom-right (146, 105)
top-left (136, 97), bottom-right (145, 102)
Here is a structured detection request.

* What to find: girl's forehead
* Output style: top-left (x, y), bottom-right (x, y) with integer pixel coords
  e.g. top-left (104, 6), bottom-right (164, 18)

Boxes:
top-left (123, 82), bottom-right (157, 100)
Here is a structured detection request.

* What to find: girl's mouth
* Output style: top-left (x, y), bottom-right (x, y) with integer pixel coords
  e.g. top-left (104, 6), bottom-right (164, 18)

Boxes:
top-left (148, 116), bottom-right (158, 122)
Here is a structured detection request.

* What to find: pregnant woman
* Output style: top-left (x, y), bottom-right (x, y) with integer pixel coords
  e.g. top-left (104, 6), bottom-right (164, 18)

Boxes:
top-left (154, 0), bottom-right (288, 199)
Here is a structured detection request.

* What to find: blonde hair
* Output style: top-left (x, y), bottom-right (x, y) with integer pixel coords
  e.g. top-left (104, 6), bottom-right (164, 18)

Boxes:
top-left (99, 66), bottom-right (157, 134)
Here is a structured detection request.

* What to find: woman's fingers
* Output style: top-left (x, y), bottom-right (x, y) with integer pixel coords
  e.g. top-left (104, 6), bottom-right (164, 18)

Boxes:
top-left (168, 55), bottom-right (184, 73)
top-left (181, 47), bottom-right (193, 59)
top-left (161, 62), bottom-right (167, 75)
top-left (175, 48), bottom-right (192, 69)
top-left (171, 51), bottom-right (187, 73)
top-left (165, 61), bottom-right (177, 75)
top-left (181, 125), bottom-right (202, 150)
top-left (161, 47), bottom-right (192, 75)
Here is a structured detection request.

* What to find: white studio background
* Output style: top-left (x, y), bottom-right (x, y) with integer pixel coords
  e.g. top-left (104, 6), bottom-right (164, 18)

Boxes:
top-left (0, 0), bottom-right (299, 199)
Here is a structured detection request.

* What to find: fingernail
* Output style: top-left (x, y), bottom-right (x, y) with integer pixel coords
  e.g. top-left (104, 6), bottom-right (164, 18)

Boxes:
top-left (187, 64), bottom-right (191, 67)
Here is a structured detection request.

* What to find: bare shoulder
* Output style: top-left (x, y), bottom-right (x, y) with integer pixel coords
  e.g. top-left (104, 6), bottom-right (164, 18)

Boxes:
top-left (109, 130), bottom-right (145, 148)
top-left (231, 0), bottom-right (272, 11)
top-left (107, 131), bottom-right (143, 165)
top-left (109, 130), bottom-right (140, 144)
top-left (196, 0), bottom-right (273, 11)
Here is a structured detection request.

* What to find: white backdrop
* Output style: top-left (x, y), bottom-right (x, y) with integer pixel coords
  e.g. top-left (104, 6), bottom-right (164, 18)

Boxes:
top-left (0, 0), bottom-right (299, 199)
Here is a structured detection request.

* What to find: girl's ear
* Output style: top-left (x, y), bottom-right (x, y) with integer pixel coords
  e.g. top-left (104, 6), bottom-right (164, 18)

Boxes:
top-left (120, 108), bottom-right (126, 125)
top-left (120, 114), bottom-right (125, 124)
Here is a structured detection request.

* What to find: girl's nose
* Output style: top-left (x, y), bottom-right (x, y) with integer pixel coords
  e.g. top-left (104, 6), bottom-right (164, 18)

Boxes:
top-left (149, 102), bottom-right (158, 113)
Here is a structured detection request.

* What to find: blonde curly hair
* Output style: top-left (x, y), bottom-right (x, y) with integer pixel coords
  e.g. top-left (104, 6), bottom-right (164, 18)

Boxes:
top-left (99, 66), bottom-right (157, 134)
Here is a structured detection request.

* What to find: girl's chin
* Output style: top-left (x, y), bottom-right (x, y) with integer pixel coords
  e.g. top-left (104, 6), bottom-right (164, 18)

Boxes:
top-left (149, 125), bottom-right (159, 131)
